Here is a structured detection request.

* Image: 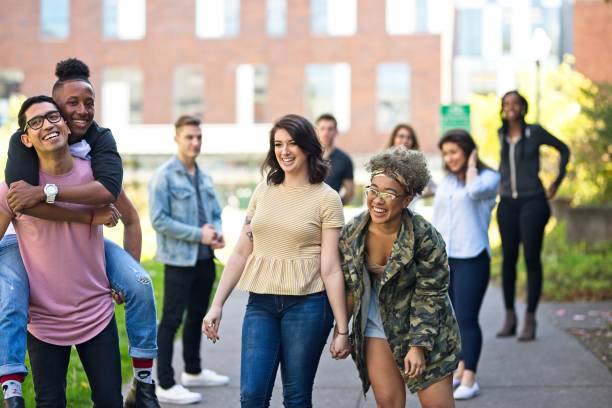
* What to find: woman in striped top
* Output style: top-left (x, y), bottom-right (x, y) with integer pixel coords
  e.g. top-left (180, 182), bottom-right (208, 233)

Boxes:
top-left (202, 114), bottom-right (350, 407)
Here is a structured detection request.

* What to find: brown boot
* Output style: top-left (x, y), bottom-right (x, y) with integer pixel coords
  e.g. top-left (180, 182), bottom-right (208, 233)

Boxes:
top-left (496, 310), bottom-right (517, 337)
top-left (518, 312), bottom-right (537, 341)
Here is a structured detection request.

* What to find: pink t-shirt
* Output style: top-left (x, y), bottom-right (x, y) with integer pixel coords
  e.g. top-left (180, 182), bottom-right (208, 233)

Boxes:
top-left (0, 158), bottom-right (113, 345)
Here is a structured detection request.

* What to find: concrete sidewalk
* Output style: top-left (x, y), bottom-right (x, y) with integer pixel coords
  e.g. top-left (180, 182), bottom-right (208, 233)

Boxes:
top-left (154, 285), bottom-right (612, 408)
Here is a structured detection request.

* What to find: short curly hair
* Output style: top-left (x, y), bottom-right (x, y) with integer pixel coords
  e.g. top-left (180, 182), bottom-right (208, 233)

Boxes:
top-left (366, 147), bottom-right (431, 195)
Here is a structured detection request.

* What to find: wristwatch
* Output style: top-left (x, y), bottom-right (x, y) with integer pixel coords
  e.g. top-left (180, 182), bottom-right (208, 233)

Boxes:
top-left (44, 183), bottom-right (59, 204)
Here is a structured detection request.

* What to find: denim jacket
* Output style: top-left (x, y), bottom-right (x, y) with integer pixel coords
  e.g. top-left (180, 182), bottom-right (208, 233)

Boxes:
top-left (149, 156), bottom-right (222, 267)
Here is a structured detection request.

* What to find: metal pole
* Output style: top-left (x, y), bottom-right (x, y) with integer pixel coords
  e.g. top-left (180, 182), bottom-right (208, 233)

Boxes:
top-left (535, 59), bottom-right (541, 123)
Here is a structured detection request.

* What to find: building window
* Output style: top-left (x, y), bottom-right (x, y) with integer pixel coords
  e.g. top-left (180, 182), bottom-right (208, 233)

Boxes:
top-left (173, 67), bottom-right (204, 120)
top-left (40, 0), bottom-right (70, 39)
top-left (386, 0), bottom-right (432, 34)
top-left (101, 68), bottom-right (143, 125)
top-left (103, 0), bottom-right (146, 40)
top-left (267, 0), bottom-right (287, 37)
top-left (236, 65), bottom-right (268, 124)
top-left (305, 64), bottom-right (351, 131)
top-left (0, 70), bottom-right (24, 126)
top-left (196, 0), bottom-right (240, 39)
top-left (456, 9), bottom-right (482, 57)
top-left (377, 64), bottom-right (411, 132)
top-left (501, 7), bottom-right (512, 55)
top-left (311, 0), bottom-right (356, 36)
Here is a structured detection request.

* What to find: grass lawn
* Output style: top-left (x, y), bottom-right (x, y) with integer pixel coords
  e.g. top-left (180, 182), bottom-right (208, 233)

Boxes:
top-left (13, 259), bottom-right (223, 406)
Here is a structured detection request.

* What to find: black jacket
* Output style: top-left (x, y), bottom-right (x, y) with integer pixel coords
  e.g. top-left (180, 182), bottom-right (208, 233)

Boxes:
top-left (498, 124), bottom-right (570, 198)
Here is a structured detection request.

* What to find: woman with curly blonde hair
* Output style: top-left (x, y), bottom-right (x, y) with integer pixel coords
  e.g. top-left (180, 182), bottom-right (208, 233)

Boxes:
top-left (337, 147), bottom-right (460, 408)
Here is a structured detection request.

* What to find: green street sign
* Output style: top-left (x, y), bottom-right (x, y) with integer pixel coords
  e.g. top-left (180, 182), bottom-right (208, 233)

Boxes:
top-left (440, 104), bottom-right (471, 136)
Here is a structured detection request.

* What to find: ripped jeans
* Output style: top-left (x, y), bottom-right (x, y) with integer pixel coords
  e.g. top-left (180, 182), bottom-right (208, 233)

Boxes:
top-left (0, 236), bottom-right (158, 377)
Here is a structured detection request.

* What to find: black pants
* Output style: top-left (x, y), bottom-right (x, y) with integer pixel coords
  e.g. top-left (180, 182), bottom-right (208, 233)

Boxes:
top-left (448, 251), bottom-right (490, 373)
top-left (27, 316), bottom-right (122, 408)
top-left (157, 258), bottom-right (216, 389)
top-left (497, 195), bottom-right (550, 313)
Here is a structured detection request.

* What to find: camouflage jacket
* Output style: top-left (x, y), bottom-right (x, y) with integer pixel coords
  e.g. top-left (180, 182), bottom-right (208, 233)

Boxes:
top-left (339, 209), bottom-right (460, 394)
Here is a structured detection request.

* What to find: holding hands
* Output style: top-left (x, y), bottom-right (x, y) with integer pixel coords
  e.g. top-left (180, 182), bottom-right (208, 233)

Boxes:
top-left (202, 305), bottom-right (223, 343)
top-left (329, 325), bottom-right (351, 360)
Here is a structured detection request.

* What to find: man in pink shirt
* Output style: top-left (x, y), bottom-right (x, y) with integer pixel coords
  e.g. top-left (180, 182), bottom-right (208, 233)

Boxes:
top-left (0, 96), bottom-right (128, 406)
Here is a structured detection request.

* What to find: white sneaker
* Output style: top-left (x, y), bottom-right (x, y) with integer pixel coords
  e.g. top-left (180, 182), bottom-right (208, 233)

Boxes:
top-left (453, 382), bottom-right (480, 400)
top-left (156, 384), bottom-right (202, 405)
top-left (452, 377), bottom-right (461, 389)
top-left (181, 369), bottom-right (230, 387)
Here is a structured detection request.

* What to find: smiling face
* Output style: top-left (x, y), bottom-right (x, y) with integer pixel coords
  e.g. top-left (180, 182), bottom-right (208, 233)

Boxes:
top-left (274, 128), bottom-right (307, 177)
top-left (20, 102), bottom-right (70, 154)
top-left (502, 92), bottom-right (524, 123)
top-left (366, 174), bottom-right (412, 224)
top-left (54, 80), bottom-right (95, 140)
top-left (441, 141), bottom-right (467, 175)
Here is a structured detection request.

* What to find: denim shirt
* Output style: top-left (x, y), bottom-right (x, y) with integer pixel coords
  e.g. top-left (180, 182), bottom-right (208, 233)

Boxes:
top-left (149, 156), bottom-right (222, 267)
top-left (432, 169), bottom-right (500, 259)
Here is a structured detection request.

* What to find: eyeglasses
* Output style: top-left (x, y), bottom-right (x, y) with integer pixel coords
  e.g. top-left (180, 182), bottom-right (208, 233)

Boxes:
top-left (364, 186), bottom-right (404, 202)
top-left (23, 110), bottom-right (62, 132)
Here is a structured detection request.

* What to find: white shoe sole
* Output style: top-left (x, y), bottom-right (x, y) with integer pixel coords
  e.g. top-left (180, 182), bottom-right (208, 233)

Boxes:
top-left (156, 394), bottom-right (202, 404)
top-left (454, 389), bottom-right (480, 400)
top-left (182, 378), bottom-right (229, 387)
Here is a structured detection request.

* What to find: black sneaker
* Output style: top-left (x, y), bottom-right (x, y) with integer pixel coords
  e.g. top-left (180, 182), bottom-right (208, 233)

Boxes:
top-left (124, 380), bottom-right (161, 408)
top-left (3, 396), bottom-right (25, 408)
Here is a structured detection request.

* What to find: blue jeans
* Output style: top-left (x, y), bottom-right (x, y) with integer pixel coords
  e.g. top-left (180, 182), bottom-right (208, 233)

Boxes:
top-left (240, 291), bottom-right (334, 408)
top-left (0, 236), bottom-right (158, 377)
top-left (0, 235), bottom-right (28, 377)
top-left (448, 251), bottom-right (490, 372)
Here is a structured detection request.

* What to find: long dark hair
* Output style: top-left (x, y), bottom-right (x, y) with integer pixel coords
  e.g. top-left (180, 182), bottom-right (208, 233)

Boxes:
top-left (386, 123), bottom-right (420, 150)
top-left (438, 129), bottom-right (490, 177)
top-left (262, 114), bottom-right (329, 185)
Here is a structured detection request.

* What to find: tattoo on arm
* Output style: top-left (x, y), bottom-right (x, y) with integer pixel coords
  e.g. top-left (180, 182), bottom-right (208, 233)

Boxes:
top-left (245, 216), bottom-right (253, 241)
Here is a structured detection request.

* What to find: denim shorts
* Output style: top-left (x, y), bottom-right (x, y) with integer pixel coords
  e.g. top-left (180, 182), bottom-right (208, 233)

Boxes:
top-left (364, 278), bottom-right (386, 339)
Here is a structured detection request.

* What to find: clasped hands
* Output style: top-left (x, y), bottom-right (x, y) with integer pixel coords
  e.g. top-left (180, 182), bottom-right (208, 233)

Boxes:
top-left (329, 326), bottom-right (351, 360)
top-left (8, 180), bottom-right (121, 227)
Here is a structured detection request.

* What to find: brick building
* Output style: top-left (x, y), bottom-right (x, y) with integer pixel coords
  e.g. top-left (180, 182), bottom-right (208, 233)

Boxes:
top-left (573, 0), bottom-right (612, 83)
top-left (0, 0), bottom-right (442, 155)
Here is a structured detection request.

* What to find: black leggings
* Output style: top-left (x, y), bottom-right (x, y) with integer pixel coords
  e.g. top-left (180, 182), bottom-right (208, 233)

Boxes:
top-left (497, 195), bottom-right (550, 313)
top-left (448, 251), bottom-right (490, 372)
top-left (27, 316), bottom-right (123, 407)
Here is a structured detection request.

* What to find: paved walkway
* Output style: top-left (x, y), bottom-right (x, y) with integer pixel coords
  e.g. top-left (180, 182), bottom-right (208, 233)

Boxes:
top-left (152, 285), bottom-right (612, 408)
top-left (149, 284), bottom-right (612, 408)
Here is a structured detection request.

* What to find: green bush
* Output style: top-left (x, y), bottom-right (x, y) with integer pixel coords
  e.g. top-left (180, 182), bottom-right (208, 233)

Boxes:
top-left (491, 221), bottom-right (612, 301)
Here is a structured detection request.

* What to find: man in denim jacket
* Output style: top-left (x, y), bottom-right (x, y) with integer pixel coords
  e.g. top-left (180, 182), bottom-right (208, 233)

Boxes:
top-left (149, 115), bottom-right (229, 405)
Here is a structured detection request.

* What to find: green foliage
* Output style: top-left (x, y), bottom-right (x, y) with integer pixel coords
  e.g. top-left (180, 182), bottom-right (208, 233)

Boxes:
top-left (470, 56), bottom-right (611, 206)
top-left (491, 221), bottom-right (612, 301)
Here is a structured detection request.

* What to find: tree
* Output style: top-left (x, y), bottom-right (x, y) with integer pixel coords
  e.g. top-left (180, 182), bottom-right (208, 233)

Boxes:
top-left (469, 56), bottom-right (611, 205)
